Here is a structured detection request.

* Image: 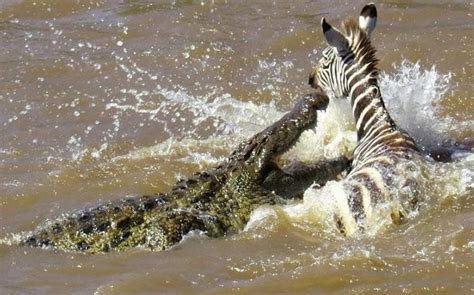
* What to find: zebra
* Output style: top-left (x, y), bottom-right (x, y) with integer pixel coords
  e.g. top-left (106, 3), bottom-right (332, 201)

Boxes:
top-left (308, 3), bottom-right (423, 235)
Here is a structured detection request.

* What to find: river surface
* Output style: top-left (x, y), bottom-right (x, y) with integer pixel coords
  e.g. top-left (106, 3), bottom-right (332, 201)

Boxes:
top-left (0, 0), bottom-right (473, 294)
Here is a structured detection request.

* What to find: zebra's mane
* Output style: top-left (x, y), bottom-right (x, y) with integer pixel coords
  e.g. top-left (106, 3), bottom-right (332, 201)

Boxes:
top-left (341, 18), bottom-right (379, 76)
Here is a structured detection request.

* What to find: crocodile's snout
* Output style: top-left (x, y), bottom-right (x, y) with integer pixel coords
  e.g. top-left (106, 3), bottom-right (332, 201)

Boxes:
top-left (308, 92), bottom-right (329, 111)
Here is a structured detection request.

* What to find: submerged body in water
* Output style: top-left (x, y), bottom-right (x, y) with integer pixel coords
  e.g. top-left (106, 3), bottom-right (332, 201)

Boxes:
top-left (5, 3), bottom-right (470, 255)
top-left (10, 92), bottom-right (348, 253)
top-left (0, 0), bottom-right (472, 293)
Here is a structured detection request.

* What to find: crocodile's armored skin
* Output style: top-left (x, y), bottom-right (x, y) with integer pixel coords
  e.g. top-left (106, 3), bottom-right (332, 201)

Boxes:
top-left (18, 92), bottom-right (349, 253)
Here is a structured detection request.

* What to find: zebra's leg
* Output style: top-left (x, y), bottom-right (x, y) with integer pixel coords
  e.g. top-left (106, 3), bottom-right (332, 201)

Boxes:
top-left (262, 156), bottom-right (350, 199)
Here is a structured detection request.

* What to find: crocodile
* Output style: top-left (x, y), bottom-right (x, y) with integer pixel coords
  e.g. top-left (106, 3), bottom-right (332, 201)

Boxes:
top-left (14, 92), bottom-right (349, 253)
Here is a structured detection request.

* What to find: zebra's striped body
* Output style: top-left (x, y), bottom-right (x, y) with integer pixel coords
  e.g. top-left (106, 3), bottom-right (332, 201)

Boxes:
top-left (309, 4), bottom-right (422, 234)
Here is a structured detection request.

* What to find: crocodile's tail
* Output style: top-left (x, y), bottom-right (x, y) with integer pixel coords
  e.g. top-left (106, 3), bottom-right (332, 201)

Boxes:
top-left (17, 194), bottom-right (210, 253)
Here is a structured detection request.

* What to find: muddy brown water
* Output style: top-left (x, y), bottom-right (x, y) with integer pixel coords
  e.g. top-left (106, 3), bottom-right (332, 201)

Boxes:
top-left (0, 0), bottom-right (473, 294)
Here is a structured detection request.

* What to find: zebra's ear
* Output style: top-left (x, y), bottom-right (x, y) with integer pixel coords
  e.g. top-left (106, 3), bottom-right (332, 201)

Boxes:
top-left (359, 3), bottom-right (377, 37)
top-left (321, 18), bottom-right (348, 55)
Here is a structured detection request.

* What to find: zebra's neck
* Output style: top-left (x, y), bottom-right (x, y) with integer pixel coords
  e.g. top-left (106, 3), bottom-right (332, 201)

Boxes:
top-left (347, 66), bottom-right (419, 164)
top-left (347, 68), bottom-right (391, 140)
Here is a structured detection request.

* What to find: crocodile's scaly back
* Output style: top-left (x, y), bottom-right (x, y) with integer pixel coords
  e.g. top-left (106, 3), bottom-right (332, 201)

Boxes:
top-left (16, 92), bottom-right (349, 253)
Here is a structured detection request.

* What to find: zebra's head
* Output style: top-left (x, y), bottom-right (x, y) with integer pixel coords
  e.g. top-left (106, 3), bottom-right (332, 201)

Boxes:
top-left (309, 3), bottom-right (378, 98)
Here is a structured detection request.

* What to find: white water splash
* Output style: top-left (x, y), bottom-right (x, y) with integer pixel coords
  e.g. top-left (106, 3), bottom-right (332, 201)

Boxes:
top-left (82, 58), bottom-right (473, 237)
top-left (284, 98), bottom-right (357, 162)
top-left (380, 60), bottom-right (473, 153)
top-left (115, 60), bottom-right (473, 164)
top-left (245, 60), bottom-right (473, 235)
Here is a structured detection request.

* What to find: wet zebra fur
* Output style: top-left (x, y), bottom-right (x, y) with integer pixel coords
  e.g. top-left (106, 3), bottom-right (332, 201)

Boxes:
top-left (309, 3), bottom-right (422, 235)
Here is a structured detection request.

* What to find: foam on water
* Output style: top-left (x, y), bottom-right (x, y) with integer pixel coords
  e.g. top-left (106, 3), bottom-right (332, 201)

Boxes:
top-left (114, 59), bottom-right (472, 163)
top-left (247, 147), bottom-right (472, 238)
top-left (109, 88), bottom-right (285, 164)
top-left (51, 58), bottom-right (472, 238)
top-left (283, 98), bottom-right (357, 162)
top-left (380, 60), bottom-right (473, 152)
top-left (245, 60), bottom-right (473, 236)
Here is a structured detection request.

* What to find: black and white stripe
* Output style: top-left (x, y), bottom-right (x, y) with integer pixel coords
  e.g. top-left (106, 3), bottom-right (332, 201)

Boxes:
top-left (309, 4), bottom-right (420, 234)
